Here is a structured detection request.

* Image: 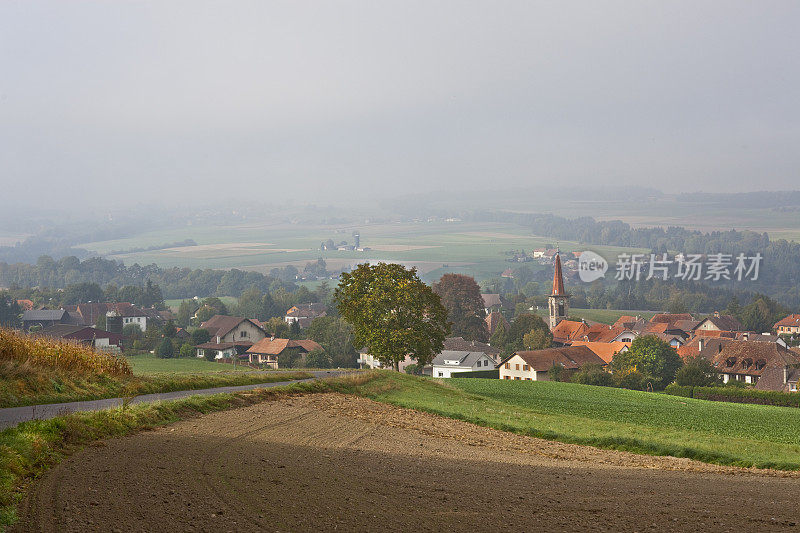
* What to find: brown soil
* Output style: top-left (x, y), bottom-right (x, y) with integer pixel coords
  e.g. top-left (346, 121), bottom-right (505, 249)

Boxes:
top-left (13, 394), bottom-right (800, 532)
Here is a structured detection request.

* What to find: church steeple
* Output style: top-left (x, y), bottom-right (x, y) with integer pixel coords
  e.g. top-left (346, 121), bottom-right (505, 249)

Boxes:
top-left (548, 251), bottom-right (569, 329)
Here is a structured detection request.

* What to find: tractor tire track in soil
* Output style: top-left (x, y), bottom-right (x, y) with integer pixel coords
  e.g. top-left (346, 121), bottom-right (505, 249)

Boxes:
top-left (12, 393), bottom-right (800, 532)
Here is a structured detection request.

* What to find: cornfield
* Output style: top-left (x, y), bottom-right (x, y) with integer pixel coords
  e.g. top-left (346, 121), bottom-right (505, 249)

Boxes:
top-left (0, 327), bottom-right (131, 376)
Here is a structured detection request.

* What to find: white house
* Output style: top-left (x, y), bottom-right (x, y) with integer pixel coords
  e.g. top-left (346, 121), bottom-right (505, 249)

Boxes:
top-left (498, 346), bottom-right (605, 381)
top-left (431, 350), bottom-right (495, 378)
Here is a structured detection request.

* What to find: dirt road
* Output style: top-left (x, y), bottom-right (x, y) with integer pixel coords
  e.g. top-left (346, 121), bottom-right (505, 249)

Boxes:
top-left (13, 393), bottom-right (800, 532)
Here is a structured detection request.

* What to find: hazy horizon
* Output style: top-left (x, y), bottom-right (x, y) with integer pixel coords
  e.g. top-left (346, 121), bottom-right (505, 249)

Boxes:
top-left (1, 1), bottom-right (799, 209)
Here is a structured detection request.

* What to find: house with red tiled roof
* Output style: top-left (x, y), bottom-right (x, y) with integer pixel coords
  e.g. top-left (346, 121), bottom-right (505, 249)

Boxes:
top-left (284, 303), bottom-right (327, 328)
top-left (551, 320), bottom-right (589, 345)
top-left (498, 346), bottom-right (605, 381)
top-left (774, 314), bottom-right (800, 335)
top-left (693, 312), bottom-right (743, 334)
top-left (196, 315), bottom-right (267, 359)
top-left (246, 337), bottom-right (323, 368)
top-left (710, 341), bottom-right (800, 391)
top-left (569, 341), bottom-right (629, 364)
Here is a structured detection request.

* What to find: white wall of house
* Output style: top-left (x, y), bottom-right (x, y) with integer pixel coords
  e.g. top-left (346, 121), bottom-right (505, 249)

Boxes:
top-left (433, 355), bottom-right (494, 378)
top-left (498, 354), bottom-right (541, 381)
top-left (218, 321), bottom-right (265, 344)
top-left (122, 316), bottom-right (146, 331)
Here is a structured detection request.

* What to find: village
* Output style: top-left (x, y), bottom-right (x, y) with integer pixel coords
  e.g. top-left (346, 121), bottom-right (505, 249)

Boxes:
top-left (11, 252), bottom-right (800, 394)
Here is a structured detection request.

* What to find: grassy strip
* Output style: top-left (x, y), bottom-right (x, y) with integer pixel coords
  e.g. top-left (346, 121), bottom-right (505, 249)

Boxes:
top-left (351, 373), bottom-right (800, 471)
top-left (0, 368), bottom-right (314, 409)
top-left (0, 373), bottom-right (375, 529)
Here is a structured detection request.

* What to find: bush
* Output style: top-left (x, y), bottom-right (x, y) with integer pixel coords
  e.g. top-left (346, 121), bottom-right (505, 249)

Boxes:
top-left (404, 363), bottom-right (419, 375)
top-left (613, 370), bottom-right (653, 391)
top-left (609, 336), bottom-right (682, 390)
top-left (155, 338), bottom-right (174, 359)
top-left (571, 364), bottom-right (613, 387)
top-left (190, 328), bottom-right (211, 345)
top-left (305, 349), bottom-right (331, 369)
top-left (675, 356), bottom-right (722, 387)
top-left (664, 385), bottom-right (800, 408)
top-left (179, 343), bottom-right (194, 358)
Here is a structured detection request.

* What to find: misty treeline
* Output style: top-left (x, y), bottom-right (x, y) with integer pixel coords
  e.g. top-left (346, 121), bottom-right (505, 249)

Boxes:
top-left (473, 211), bottom-right (800, 308)
top-left (0, 255), bottom-right (299, 300)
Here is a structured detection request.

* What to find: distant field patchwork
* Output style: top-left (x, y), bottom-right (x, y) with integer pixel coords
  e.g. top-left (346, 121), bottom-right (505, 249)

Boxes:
top-left (79, 221), bottom-right (649, 282)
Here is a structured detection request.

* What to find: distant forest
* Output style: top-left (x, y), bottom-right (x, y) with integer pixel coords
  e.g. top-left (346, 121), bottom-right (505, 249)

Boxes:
top-left (0, 256), bottom-right (297, 300)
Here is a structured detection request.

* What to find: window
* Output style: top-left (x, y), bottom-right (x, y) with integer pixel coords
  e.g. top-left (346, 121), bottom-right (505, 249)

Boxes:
top-left (523, 365), bottom-right (530, 371)
top-left (505, 363), bottom-right (510, 369)
top-left (515, 364), bottom-right (520, 370)
top-left (514, 376), bottom-right (520, 380)
top-left (504, 375), bottom-right (510, 380)
top-left (791, 383), bottom-right (797, 392)
top-left (438, 372), bottom-right (443, 377)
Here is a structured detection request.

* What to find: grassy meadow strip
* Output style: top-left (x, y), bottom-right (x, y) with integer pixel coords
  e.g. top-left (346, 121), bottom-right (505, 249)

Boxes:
top-left (0, 362), bottom-right (313, 409)
top-left (0, 372), bottom-right (376, 529)
top-left (351, 373), bottom-right (800, 470)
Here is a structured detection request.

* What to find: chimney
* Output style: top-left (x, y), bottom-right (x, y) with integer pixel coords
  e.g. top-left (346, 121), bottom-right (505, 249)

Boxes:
top-left (742, 332), bottom-right (749, 341)
top-left (698, 338), bottom-right (705, 352)
top-left (784, 366), bottom-right (789, 385)
top-left (714, 310), bottom-right (720, 318)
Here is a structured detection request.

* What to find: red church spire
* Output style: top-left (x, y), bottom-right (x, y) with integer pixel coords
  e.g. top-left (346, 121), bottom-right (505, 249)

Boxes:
top-left (552, 252), bottom-right (565, 296)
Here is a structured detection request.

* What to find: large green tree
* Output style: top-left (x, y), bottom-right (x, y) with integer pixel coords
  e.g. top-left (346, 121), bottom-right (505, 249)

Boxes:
top-left (432, 274), bottom-right (487, 342)
top-left (306, 316), bottom-right (359, 368)
top-left (610, 335), bottom-right (683, 390)
top-left (507, 313), bottom-right (551, 351)
top-left (335, 263), bottom-right (449, 371)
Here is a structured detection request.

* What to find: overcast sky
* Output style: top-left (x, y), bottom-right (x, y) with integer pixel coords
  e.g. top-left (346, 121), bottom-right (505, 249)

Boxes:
top-left (1, 1), bottom-right (798, 208)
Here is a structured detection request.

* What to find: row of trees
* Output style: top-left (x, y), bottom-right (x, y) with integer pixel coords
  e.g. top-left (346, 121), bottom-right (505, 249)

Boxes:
top-left (0, 255), bottom-right (298, 299)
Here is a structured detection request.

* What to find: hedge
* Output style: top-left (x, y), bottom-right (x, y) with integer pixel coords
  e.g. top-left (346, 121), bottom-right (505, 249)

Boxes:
top-left (664, 384), bottom-right (800, 408)
top-left (450, 369), bottom-right (499, 379)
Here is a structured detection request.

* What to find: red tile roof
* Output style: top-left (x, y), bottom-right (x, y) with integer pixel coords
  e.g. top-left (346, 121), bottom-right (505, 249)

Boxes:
top-left (774, 314), bottom-right (800, 329)
top-left (551, 319), bottom-right (589, 343)
top-left (505, 346), bottom-right (605, 371)
top-left (246, 338), bottom-right (323, 355)
top-left (569, 341), bottom-right (630, 364)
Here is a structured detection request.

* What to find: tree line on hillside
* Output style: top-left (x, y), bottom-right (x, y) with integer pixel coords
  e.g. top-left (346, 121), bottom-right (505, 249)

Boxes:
top-left (0, 255), bottom-right (297, 299)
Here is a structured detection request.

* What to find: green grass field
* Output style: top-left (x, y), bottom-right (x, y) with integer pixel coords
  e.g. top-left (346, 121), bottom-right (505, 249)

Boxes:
top-left (354, 373), bottom-right (800, 470)
top-left (125, 354), bottom-right (257, 375)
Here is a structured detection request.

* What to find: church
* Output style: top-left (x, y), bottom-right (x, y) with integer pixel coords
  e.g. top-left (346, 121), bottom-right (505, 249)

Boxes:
top-left (548, 251), bottom-right (569, 329)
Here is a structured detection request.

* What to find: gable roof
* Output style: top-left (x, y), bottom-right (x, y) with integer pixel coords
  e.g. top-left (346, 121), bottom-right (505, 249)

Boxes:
top-left (431, 350), bottom-right (491, 367)
top-left (246, 337), bottom-right (323, 355)
top-left (481, 294), bottom-right (502, 308)
top-left (551, 319), bottom-right (589, 343)
top-left (502, 346), bottom-right (605, 372)
top-left (569, 341), bottom-right (630, 364)
top-left (695, 314), bottom-right (743, 332)
top-left (774, 314), bottom-right (800, 329)
top-left (710, 341), bottom-right (800, 382)
top-left (200, 315), bottom-right (264, 339)
top-left (443, 336), bottom-right (501, 355)
top-left (23, 309), bottom-right (68, 321)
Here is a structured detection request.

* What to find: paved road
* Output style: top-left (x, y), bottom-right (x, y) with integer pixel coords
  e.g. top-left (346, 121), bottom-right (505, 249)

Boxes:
top-left (0, 370), bottom-right (343, 430)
